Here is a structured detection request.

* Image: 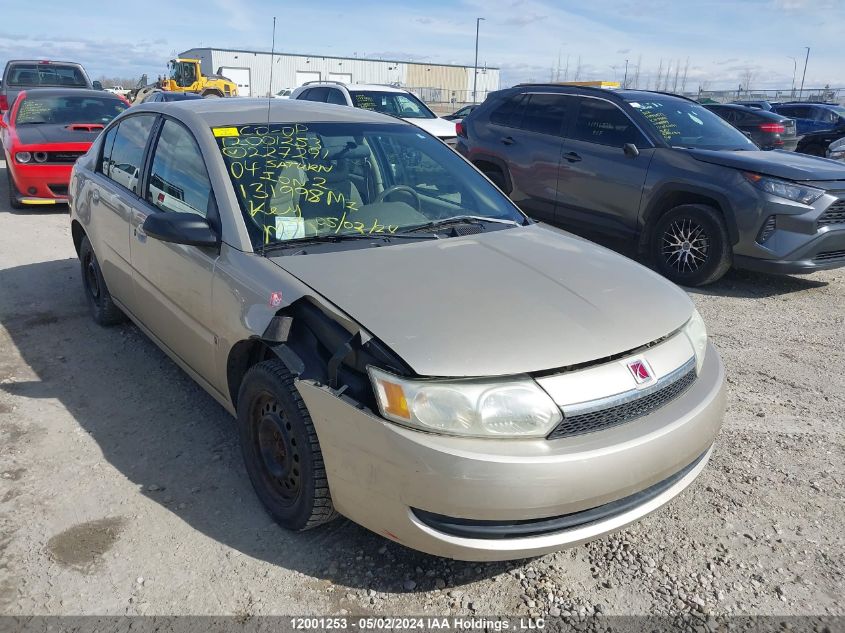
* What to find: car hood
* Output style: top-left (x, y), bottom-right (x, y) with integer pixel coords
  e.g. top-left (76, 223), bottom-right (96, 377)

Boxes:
top-left (14, 123), bottom-right (102, 146)
top-left (686, 148), bottom-right (845, 181)
top-left (405, 116), bottom-right (458, 139)
top-left (270, 225), bottom-right (693, 377)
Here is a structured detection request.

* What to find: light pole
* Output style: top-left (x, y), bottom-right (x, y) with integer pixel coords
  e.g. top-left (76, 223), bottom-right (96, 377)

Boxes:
top-left (799, 46), bottom-right (810, 99)
top-left (473, 17), bottom-right (485, 104)
top-left (788, 56), bottom-right (797, 97)
top-left (623, 59), bottom-right (629, 88)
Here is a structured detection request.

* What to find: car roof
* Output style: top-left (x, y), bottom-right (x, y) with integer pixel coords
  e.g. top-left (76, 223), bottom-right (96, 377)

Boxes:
top-left (132, 97), bottom-right (407, 126)
top-left (301, 82), bottom-right (407, 93)
top-left (705, 103), bottom-right (787, 118)
top-left (4, 59), bottom-right (85, 66)
top-left (15, 87), bottom-right (121, 99)
top-left (510, 84), bottom-right (697, 104)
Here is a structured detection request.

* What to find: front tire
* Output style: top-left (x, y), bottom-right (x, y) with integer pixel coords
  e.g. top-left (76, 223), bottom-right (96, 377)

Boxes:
top-left (237, 360), bottom-right (338, 531)
top-left (79, 236), bottom-right (126, 325)
top-left (6, 168), bottom-right (23, 210)
top-left (651, 204), bottom-right (731, 287)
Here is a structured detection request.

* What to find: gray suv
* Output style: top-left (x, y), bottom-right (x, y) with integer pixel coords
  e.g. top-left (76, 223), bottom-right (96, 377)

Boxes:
top-left (457, 85), bottom-right (845, 286)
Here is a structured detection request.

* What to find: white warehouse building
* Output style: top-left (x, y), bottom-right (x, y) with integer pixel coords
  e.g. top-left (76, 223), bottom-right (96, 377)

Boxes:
top-left (180, 47), bottom-right (500, 104)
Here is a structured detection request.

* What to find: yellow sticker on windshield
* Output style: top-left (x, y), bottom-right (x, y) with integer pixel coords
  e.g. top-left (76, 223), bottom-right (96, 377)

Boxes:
top-left (213, 127), bottom-right (240, 137)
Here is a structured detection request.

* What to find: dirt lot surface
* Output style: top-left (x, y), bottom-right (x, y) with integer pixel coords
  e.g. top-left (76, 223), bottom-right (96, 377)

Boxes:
top-left (0, 161), bottom-right (843, 618)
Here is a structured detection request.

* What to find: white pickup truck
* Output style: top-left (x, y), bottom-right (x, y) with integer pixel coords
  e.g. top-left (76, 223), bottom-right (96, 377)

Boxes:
top-left (104, 85), bottom-right (130, 96)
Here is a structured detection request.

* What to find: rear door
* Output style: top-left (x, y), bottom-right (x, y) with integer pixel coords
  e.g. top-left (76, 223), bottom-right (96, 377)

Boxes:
top-left (554, 96), bottom-right (653, 248)
top-left (484, 92), bottom-right (572, 223)
top-left (87, 113), bottom-right (158, 309)
top-left (776, 105), bottom-right (815, 135)
top-left (128, 117), bottom-right (220, 381)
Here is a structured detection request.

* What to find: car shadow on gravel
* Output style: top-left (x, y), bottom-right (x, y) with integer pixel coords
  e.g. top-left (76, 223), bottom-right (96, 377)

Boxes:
top-left (0, 258), bottom-right (521, 594)
top-left (685, 267), bottom-right (829, 298)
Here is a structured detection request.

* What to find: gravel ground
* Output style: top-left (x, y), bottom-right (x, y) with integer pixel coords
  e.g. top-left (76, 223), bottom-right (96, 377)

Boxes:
top-left (0, 162), bottom-right (843, 618)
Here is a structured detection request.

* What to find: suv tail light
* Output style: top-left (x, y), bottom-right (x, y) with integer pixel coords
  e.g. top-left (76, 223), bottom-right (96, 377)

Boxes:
top-left (0, 95), bottom-right (7, 111)
top-left (456, 121), bottom-right (467, 138)
top-left (759, 123), bottom-right (786, 133)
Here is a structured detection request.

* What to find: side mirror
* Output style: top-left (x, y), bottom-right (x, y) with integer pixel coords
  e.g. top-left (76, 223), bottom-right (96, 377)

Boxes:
top-left (142, 212), bottom-right (218, 247)
top-left (92, 80), bottom-right (103, 90)
top-left (623, 143), bottom-right (640, 158)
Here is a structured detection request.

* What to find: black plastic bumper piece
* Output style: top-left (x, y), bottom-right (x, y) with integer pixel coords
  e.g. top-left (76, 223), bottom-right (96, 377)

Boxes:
top-left (411, 450), bottom-right (709, 540)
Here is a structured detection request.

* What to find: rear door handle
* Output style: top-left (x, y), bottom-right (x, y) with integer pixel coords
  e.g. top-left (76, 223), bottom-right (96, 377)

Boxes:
top-left (501, 136), bottom-right (514, 145)
top-left (563, 152), bottom-right (582, 163)
top-left (91, 189), bottom-right (100, 204)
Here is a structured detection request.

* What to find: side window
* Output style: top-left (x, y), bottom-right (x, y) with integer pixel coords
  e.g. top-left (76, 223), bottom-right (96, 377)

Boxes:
top-left (98, 124), bottom-right (119, 176)
top-left (105, 115), bottom-right (156, 194)
top-left (326, 89), bottom-right (346, 105)
top-left (489, 94), bottom-right (526, 127)
top-left (146, 119), bottom-right (212, 217)
top-left (298, 89), bottom-right (312, 100)
top-left (572, 99), bottom-right (646, 147)
top-left (304, 87), bottom-right (329, 102)
top-left (518, 94), bottom-right (571, 136)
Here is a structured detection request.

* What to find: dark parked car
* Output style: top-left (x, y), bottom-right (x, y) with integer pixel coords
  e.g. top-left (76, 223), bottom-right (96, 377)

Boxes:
top-left (704, 104), bottom-right (798, 151)
top-left (731, 100), bottom-right (773, 111)
top-left (139, 90), bottom-right (204, 103)
top-left (795, 124), bottom-right (845, 157)
top-left (771, 102), bottom-right (845, 135)
top-left (457, 84), bottom-right (845, 286)
top-left (1, 60), bottom-right (94, 113)
top-left (444, 104), bottom-right (478, 121)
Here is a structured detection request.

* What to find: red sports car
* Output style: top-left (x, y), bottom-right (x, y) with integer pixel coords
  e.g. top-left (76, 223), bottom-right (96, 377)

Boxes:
top-left (1, 87), bottom-right (128, 208)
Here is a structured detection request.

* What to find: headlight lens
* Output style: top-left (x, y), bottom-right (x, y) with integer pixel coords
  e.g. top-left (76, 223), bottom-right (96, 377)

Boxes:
top-left (827, 138), bottom-right (845, 160)
top-left (743, 172), bottom-right (823, 205)
top-left (682, 308), bottom-right (708, 374)
top-left (15, 151), bottom-right (32, 163)
top-left (368, 367), bottom-right (562, 438)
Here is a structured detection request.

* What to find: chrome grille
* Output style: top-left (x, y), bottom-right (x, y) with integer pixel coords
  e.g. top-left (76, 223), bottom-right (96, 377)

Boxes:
top-left (818, 202), bottom-right (845, 228)
top-left (547, 361), bottom-right (697, 440)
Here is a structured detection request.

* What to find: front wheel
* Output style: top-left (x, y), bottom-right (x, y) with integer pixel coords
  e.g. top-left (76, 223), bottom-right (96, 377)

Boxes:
top-left (236, 360), bottom-right (338, 531)
top-left (651, 204), bottom-right (731, 287)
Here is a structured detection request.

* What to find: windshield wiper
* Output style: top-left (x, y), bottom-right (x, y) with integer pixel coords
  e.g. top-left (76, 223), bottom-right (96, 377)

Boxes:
top-left (402, 215), bottom-right (522, 234)
top-left (257, 232), bottom-right (436, 255)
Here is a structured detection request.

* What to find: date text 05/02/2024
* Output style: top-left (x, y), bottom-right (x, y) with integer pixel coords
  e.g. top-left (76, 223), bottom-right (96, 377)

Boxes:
top-left (289, 617), bottom-right (546, 631)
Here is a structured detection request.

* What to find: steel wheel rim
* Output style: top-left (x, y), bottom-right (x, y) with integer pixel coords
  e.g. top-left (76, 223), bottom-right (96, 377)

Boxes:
top-left (662, 218), bottom-right (710, 273)
top-left (252, 393), bottom-right (301, 505)
top-left (84, 255), bottom-right (101, 301)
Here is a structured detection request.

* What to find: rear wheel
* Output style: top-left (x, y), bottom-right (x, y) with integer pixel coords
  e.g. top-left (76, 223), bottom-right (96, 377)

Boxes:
top-left (201, 90), bottom-right (222, 98)
top-left (476, 163), bottom-right (510, 194)
top-left (803, 143), bottom-right (826, 157)
top-left (6, 168), bottom-right (23, 210)
top-left (237, 360), bottom-right (338, 531)
top-left (651, 204), bottom-right (731, 287)
top-left (79, 236), bottom-right (126, 325)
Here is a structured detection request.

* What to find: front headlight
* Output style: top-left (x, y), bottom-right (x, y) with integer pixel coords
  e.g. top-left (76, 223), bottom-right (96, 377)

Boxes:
top-left (682, 308), bottom-right (708, 374)
top-left (743, 172), bottom-right (823, 205)
top-left (367, 367), bottom-right (562, 438)
top-left (15, 151), bottom-right (32, 163)
top-left (827, 138), bottom-right (845, 160)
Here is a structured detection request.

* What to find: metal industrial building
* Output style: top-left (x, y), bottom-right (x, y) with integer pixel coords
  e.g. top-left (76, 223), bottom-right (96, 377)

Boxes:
top-left (180, 47), bottom-right (500, 104)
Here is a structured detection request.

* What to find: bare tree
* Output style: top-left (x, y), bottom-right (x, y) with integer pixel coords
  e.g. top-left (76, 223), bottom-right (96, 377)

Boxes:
top-left (654, 59), bottom-right (663, 90)
top-left (681, 57), bottom-right (690, 93)
top-left (633, 54), bottom-right (642, 89)
top-left (573, 56), bottom-right (583, 81)
top-left (740, 68), bottom-right (755, 94)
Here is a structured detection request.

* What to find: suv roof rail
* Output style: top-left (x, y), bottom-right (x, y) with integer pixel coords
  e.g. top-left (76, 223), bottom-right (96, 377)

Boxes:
top-left (301, 80), bottom-right (347, 87)
top-left (514, 83), bottom-right (615, 97)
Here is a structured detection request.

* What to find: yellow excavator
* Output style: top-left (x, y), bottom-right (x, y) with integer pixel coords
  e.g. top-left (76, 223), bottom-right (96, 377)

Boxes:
top-left (159, 58), bottom-right (238, 97)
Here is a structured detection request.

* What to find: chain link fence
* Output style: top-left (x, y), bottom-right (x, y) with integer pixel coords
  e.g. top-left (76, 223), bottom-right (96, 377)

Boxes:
top-left (695, 87), bottom-right (843, 104)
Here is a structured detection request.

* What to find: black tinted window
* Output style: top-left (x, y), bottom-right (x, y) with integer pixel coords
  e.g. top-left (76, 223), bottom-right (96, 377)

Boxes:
top-left (326, 89), bottom-right (346, 105)
top-left (489, 94), bottom-right (525, 127)
top-left (99, 125), bottom-right (118, 175)
top-left (303, 87), bottom-right (329, 102)
top-left (104, 115), bottom-right (156, 195)
top-left (6, 63), bottom-right (87, 87)
top-left (574, 99), bottom-right (645, 147)
top-left (146, 120), bottom-right (212, 217)
top-left (518, 94), bottom-right (571, 136)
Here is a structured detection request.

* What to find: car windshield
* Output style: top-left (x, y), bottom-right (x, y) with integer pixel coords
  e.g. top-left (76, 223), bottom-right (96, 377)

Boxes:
top-left (6, 63), bottom-right (87, 87)
top-left (15, 95), bottom-right (128, 125)
top-left (628, 97), bottom-right (757, 150)
top-left (213, 121), bottom-right (525, 248)
top-left (348, 91), bottom-right (436, 119)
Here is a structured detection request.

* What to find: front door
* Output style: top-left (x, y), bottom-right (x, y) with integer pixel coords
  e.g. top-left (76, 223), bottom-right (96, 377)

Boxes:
top-left (128, 118), bottom-right (220, 382)
top-left (554, 97), bottom-right (654, 250)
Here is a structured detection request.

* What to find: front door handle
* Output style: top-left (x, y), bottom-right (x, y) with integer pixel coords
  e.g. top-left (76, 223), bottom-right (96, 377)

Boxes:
top-left (563, 152), bottom-right (582, 163)
top-left (501, 136), bottom-right (515, 145)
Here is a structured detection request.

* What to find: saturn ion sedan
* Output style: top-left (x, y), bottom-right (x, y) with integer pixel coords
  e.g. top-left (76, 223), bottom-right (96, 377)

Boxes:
top-left (68, 98), bottom-right (726, 561)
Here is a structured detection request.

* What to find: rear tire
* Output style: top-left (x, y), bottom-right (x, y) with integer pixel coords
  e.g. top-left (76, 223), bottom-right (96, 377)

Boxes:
top-left (237, 360), bottom-right (338, 531)
top-left (201, 90), bottom-right (222, 98)
top-left (79, 236), bottom-right (126, 325)
top-left (803, 143), bottom-right (826, 157)
top-left (651, 204), bottom-right (732, 287)
top-left (476, 163), bottom-right (511, 194)
top-left (6, 168), bottom-right (23, 210)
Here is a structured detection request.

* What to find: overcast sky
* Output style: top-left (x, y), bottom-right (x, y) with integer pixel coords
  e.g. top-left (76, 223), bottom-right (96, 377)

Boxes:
top-left (1, 0), bottom-right (840, 92)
